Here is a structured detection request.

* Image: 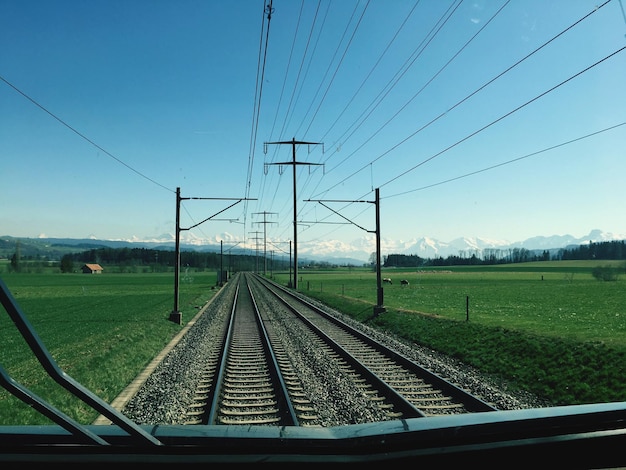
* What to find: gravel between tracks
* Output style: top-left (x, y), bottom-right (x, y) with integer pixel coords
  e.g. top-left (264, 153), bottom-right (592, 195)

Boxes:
top-left (121, 280), bottom-right (549, 425)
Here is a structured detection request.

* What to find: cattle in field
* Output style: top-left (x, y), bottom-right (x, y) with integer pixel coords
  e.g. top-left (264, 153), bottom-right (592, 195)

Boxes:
top-left (383, 278), bottom-right (392, 284)
top-left (400, 279), bottom-right (409, 286)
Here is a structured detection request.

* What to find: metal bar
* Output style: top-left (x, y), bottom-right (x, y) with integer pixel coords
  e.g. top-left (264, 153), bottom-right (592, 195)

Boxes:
top-left (0, 366), bottom-right (108, 445)
top-left (0, 278), bottom-right (163, 446)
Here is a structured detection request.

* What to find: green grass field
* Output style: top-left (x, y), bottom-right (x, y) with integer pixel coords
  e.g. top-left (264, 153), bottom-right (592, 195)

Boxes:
top-left (0, 260), bottom-right (624, 425)
top-left (287, 261), bottom-right (626, 348)
top-left (272, 261), bottom-right (626, 407)
top-left (0, 270), bottom-right (219, 425)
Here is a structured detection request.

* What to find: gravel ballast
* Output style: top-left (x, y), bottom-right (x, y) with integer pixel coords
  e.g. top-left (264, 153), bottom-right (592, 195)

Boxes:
top-left (120, 278), bottom-right (549, 425)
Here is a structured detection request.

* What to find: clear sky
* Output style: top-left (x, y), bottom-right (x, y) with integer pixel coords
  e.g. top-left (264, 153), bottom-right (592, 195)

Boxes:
top-left (1, 0), bottom-right (625, 255)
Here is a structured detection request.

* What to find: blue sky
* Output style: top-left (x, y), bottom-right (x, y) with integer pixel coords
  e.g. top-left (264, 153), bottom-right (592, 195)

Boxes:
top-left (1, 0), bottom-right (625, 256)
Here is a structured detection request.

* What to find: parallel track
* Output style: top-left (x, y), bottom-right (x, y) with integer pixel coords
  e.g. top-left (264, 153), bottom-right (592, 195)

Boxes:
top-left (253, 273), bottom-right (497, 417)
top-left (1, 275), bottom-right (624, 465)
top-left (185, 272), bottom-right (497, 425)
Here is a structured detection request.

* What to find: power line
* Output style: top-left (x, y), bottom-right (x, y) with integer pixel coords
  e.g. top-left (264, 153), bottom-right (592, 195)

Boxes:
top-left (252, 210), bottom-right (278, 275)
top-left (320, 0), bottom-right (499, 175)
top-left (306, 0), bottom-right (464, 178)
top-left (384, 122), bottom-right (626, 199)
top-left (278, 0), bottom-right (324, 140)
top-left (310, 0), bottom-right (616, 199)
top-left (309, 0), bottom-right (422, 147)
top-left (264, 138), bottom-right (323, 290)
top-left (377, 45), bottom-right (626, 192)
top-left (0, 75), bottom-right (173, 193)
top-left (297, 0), bottom-right (371, 139)
top-left (299, 48), bottom-right (625, 242)
top-left (244, 0), bottom-right (275, 235)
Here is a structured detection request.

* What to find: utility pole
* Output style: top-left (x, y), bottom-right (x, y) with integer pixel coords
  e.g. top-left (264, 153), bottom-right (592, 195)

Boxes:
top-left (219, 240), bottom-right (223, 286)
top-left (289, 240), bottom-right (292, 288)
top-left (374, 188), bottom-right (384, 314)
top-left (169, 187), bottom-right (187, 325)
top-left (170, 187), bottom-right (255, 324)
top-left (252, 211), bottom-right (277, 276)
top-left (264, 137), bottom-right (323, 290)
top-left (304, 188), bottom-right (385, 315)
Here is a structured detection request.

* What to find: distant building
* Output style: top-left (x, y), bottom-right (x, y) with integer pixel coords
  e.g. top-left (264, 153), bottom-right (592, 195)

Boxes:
top-left (81, 263), bottom-right (103, 274)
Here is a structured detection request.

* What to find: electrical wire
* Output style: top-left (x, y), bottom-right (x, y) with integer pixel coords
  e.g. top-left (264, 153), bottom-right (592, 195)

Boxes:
top-left (244, 0), bottom-right (275, 241)
top-left (384, 122), bottom-right (626, 199)
top-left (376, 45), bottom-right (626, 192)
top-left (0, 74), bottom-right (173, 193)
top-left (295, 1), bottom-right (620, 245)
top-left (309, 0), bottom-right (614, 200)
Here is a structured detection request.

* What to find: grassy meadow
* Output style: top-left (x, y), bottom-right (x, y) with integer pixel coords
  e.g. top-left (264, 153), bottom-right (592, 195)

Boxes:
top-left (0, 267), bottom-right (219, 425)
top-left (287, 261), bottom-right (626, 347)
top-left (0, 259), bottom-right (624, 425)
top-left (273, 260), bottom-right (626, 406)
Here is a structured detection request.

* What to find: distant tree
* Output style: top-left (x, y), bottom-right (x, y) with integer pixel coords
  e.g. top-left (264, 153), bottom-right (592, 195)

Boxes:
top-left (9, 241), bottom-right (21, 272)
top-left (591, 265), bottom-right (620, 281)
top-left (60, 254), bottom-right (74, 273)
top-left (9, 252), bottom-right (20, 272)
top-left (368, 252), bottom-right (376, 268)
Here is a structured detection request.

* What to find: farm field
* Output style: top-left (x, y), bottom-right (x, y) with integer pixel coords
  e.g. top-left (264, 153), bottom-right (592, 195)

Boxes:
top-left (0, 260), bottom-right (624, 425)
top-left (282, 260), bottom-right (626, 348)
top-left (272, 260), bottom-right (626, 407)
top-left (0, 269), bottom-right (219, 425)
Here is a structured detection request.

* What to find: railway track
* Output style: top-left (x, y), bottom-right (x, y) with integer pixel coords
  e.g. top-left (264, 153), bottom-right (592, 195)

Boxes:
top-left (1, 272), bottom-right (624, 465)
top-left (253, 273), bottom-right (497, 416)
top-left (185, 276), bottom-right (299, 425)
top-left (184, 272), bottom-right (497, 425)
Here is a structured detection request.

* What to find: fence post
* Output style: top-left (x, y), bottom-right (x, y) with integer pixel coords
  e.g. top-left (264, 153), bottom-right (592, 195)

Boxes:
top-left (466, 295), bottom-right (469, 321)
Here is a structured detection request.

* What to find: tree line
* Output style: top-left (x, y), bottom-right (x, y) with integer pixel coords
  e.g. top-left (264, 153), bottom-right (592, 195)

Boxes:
top-left (59, 247), bottom-right (291, 273)
top-left (383, 240), bottom-right (626, 268)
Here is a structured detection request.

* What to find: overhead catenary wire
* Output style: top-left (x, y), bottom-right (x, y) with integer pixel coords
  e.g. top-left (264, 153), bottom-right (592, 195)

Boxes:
top-left (2, 2), bottom-right (621, 250)
top-left (375, 45), bottom-right (626, 193)
top-left (0, 75), bottom-right (173, 194)
top-left (384, 121), bottom-right (626, 199)
top-left (244, 0), bottom-right (275, 239)
top-left (290, 1), bottom-right (621, 245)
top-left (309, 0), bottom-right (613, 200)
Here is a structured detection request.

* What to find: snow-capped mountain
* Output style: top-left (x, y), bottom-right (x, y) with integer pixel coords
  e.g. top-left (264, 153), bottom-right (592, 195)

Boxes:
top-left (8, 229), bottom-right (625, 265)
top-left (114, 229), bottom-right (626, 263)
top-left (294, 229), bottom-right (626, 263)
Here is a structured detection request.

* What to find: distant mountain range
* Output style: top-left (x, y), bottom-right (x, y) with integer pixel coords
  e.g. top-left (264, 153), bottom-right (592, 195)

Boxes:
top-left (2, 229), bottom-right (624, 266)
top-left (301, 228), bottom-right (626, 264)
